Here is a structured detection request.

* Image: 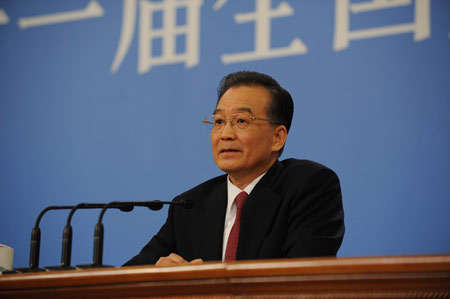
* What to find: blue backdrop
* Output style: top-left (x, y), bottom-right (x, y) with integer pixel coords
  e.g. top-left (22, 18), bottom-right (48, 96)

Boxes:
top-left (1, 0), bottom-right (449, 268)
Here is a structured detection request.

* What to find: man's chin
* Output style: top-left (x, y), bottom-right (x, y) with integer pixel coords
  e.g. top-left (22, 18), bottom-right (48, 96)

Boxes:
top-left (216, 161), bottom-right (242, 174)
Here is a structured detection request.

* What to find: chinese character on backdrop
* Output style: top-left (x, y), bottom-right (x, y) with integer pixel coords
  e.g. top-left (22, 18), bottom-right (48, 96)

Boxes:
top-left (17, 0), bottom-right (104, 29)
top-left (333, 0), bottom-right (430, 51)
top-left (111, 0), bottom-right (203, 74)
top-left (216, 0), bottom-right (307, 64)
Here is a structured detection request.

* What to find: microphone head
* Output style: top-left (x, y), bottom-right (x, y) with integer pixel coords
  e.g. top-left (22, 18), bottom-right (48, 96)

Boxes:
top-left (147, 201), bottom-right (163, 211)
top-left (119, 204), bottom-right (134, 212)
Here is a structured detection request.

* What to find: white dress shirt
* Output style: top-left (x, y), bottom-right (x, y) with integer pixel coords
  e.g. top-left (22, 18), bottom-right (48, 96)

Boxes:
top-left (221, 172), bottom-right (266, 261)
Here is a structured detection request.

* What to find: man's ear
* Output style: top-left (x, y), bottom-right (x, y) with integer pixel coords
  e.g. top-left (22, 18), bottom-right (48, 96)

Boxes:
top-left (271, 125), bottom-right (287, 152)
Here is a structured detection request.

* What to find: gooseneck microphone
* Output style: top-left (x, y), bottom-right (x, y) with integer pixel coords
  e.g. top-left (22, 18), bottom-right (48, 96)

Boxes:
top-left (62, 203), bottom-right (133, 269)
top-left (44, 203), bottom-right (135, 271)
top-left (21, 205), bottom-right (74, 272)
top-left (85, 199), bottom-right (193, 268)
top-left (7, 199), bottom-right (193, 273)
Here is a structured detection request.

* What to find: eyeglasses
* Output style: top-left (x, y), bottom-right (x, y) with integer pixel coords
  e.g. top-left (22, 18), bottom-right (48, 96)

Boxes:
top-left (202, 113), bottom-right (278, 131)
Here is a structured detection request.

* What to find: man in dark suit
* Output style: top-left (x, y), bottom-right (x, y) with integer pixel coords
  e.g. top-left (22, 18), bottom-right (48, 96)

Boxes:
top-left (124, 71), bottom-right (344, 266)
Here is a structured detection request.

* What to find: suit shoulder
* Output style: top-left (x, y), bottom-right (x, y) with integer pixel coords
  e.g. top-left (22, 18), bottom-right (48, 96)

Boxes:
top-left (280, 158), bottom-right (332, 172)
top-left (278, 158), bottom-right (340, 181)
top-left (175, 173), bottom-right (227, 199)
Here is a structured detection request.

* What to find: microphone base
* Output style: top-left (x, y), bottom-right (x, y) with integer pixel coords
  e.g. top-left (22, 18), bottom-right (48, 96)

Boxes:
top-left (2, 267), bottom-right (46, 274)
top-left (45, 265), bottom-right (76, 271)
top-left (76, 263), bottom-right (113, 269)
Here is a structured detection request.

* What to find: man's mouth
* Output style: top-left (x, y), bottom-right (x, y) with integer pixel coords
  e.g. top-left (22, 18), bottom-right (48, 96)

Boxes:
top-left (220, 149), bottom-right (240, 153)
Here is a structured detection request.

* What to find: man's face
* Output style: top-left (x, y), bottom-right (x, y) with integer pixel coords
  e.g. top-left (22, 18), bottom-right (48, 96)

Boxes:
top-left (211, 85), bottom-right (280, 182)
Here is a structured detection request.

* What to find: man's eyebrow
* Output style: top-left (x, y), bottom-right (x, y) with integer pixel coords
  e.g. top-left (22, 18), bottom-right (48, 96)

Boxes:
top-left (213, 107), bottom-right (253, 114)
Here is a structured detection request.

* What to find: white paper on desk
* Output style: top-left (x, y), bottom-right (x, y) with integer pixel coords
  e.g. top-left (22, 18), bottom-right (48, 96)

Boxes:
top-left (0, 244), bottom-right (14, 272)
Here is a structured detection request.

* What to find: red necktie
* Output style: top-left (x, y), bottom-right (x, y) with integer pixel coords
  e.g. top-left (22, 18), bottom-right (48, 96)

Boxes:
top-left (225, 191), bottom-right (248, 261)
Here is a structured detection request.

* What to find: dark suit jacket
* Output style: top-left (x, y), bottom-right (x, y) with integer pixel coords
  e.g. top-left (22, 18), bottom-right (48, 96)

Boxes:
top-left (124, 159), bottom-right (345, 266)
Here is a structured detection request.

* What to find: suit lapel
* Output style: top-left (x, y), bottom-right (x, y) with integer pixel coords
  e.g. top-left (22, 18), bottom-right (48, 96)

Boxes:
top-left (237, 161), bottom-right (283, 259)
top-left (198, 179), bottom-right (227, 260)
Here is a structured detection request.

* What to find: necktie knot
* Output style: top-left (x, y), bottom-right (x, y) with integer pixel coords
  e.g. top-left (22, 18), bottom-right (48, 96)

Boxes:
top-left (235, 191), bottom-right (248, 211)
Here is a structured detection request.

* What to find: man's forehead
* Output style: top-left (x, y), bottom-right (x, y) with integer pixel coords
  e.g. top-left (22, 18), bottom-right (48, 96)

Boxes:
top-left (214, 85), bottom-right (270, 114)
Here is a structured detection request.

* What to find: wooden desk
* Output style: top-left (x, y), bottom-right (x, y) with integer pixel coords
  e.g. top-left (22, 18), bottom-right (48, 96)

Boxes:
top-left (1, 255), bottom-right (449, 298)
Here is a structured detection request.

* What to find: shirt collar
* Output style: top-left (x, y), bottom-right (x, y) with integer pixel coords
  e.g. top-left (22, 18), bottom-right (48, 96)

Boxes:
top-left (226, 172), bottom-right (267, 210)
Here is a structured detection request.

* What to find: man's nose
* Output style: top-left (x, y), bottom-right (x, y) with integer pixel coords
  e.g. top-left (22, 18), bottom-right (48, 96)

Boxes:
top-left (220, 120), bottom-right (236, 139)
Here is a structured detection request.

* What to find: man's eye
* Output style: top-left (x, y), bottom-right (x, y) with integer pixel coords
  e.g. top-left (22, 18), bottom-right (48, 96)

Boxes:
top-left (214, 118), bottom-right (224, 125)
top-left (237, 118), bottom-right (249, 124)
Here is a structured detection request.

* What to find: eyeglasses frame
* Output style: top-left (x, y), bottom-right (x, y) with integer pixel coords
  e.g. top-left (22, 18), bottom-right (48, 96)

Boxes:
top-left (202, 113), bottom-right (279, 131)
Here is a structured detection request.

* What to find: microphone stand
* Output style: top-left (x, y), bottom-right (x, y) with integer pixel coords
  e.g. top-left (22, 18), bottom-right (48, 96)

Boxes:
top-left (79, 200), bottom-right (188, 268)
top-left (45, 203), bottom-right (134, 271)
top-left (9, 205), bottom-right (74, 273)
